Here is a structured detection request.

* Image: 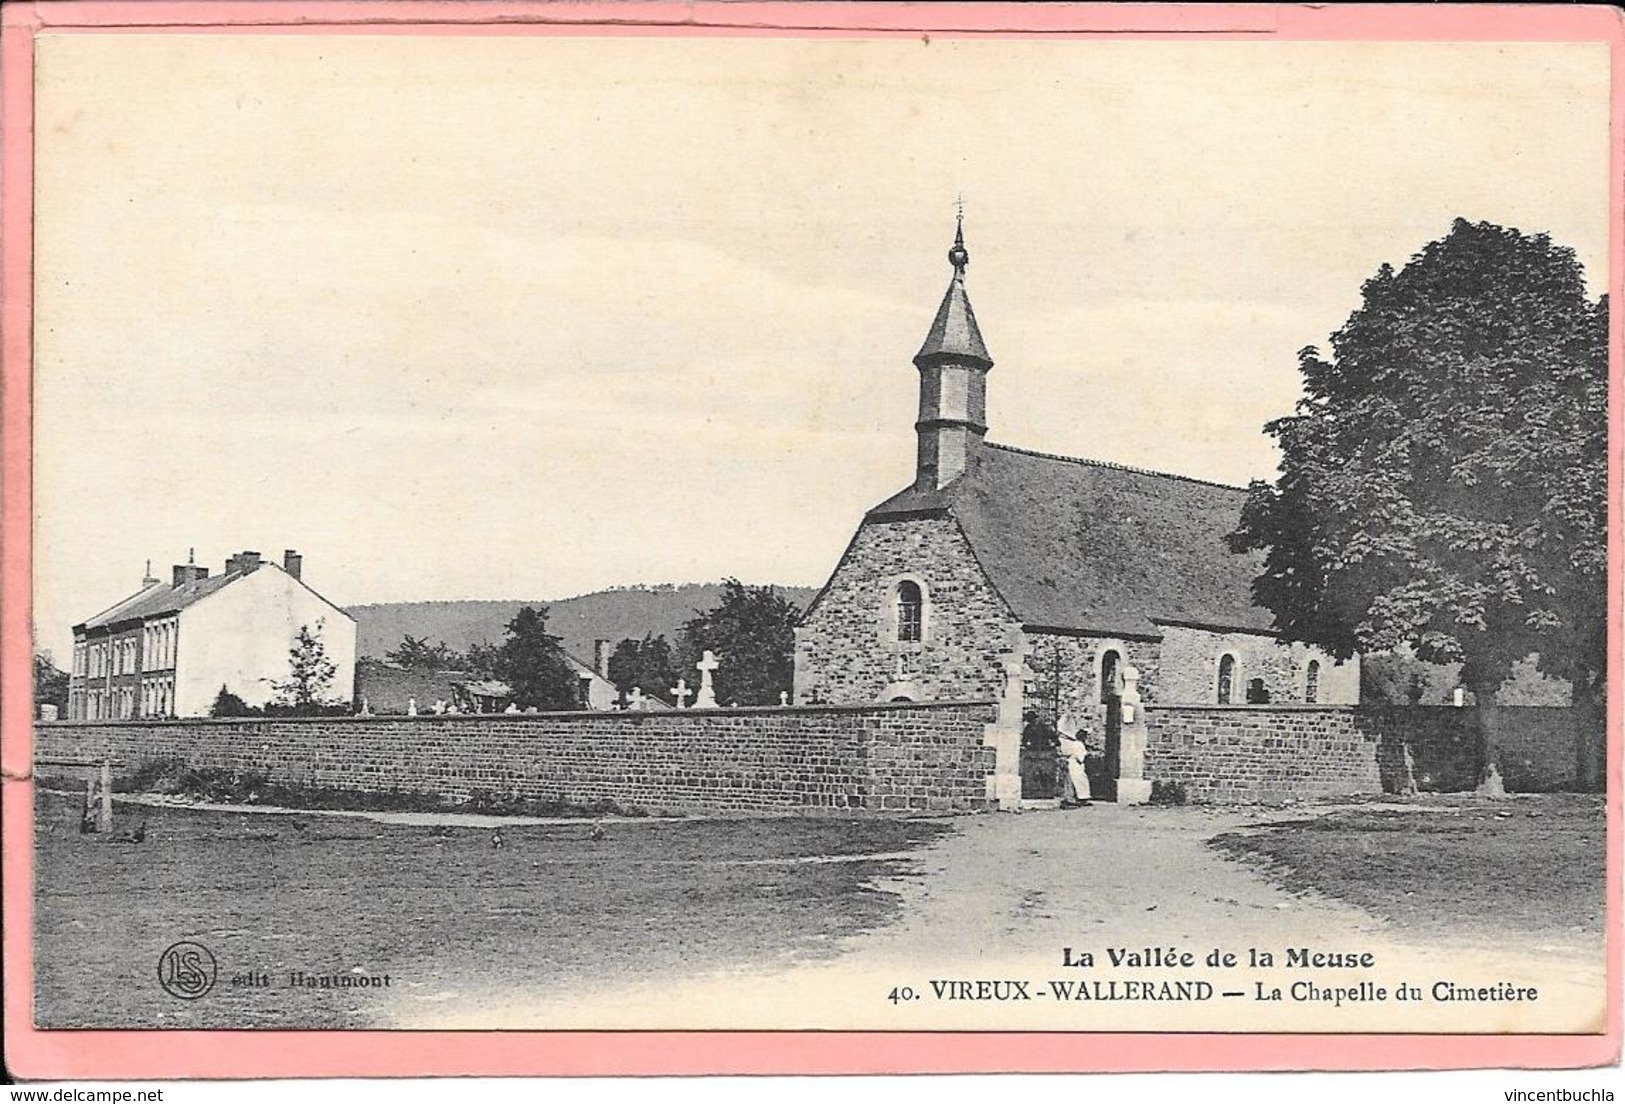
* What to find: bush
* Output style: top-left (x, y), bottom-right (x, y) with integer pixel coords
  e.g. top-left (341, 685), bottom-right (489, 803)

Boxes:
top-left (210, 686), bottom-right (261, 718)
top-left (1150, 780), bottom-right (1189, 806)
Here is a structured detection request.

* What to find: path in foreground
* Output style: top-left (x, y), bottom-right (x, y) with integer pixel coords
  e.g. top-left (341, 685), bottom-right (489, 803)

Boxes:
top-left (401, 801), bottom-right (1604, 1033)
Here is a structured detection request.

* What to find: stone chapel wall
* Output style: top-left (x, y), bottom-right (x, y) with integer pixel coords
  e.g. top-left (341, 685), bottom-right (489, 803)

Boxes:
top-left (1156, 625), bottom-right (1357, 705)
top-left (793, 516), bottom-right (1018, 706)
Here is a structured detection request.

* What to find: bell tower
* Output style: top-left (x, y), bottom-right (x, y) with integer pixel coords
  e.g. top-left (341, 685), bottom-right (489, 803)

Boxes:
top-left (914, 213), bottom-right (993, 490)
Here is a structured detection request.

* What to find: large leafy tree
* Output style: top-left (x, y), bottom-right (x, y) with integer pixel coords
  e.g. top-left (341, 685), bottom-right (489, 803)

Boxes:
top-left (607, 634), bottom-right (678, 705)
top-left (677, 579), bottom-right (800, 706)
top-left (1230, 220), bottom-right (1609, 739)
top-left (494, 606), bottom-right (578, 711)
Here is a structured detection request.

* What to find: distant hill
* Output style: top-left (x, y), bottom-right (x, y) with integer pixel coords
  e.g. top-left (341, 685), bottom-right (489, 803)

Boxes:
top-left (347, 582), bottom-right (819, 664)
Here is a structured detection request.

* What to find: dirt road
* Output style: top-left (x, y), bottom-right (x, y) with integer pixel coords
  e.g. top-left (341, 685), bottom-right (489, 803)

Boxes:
top-left (402, 803), bottom-right (1605, 1033)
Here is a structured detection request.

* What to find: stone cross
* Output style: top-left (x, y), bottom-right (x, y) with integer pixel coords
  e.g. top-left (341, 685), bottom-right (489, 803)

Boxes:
top-left (407, 697), bottom-right (418, 717)
top-left (779, 691), bottom-right (789, 707)
top-left (358, 697), bottom-right (372, 716)
top-left (694, 650), bottom-right (720, 709)
top-left (628, 687), bottom-right (645, 711)
top-left (671, 679), bottom-right (692, 709)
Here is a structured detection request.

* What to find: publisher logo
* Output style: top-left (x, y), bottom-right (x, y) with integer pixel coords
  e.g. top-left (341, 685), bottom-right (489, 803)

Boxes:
top-left (157, 941), bottom-right (218, 999)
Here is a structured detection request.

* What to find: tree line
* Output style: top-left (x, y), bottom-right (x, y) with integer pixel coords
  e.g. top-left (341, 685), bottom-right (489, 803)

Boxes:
top-left (381, 578), bottom-right (800, 710)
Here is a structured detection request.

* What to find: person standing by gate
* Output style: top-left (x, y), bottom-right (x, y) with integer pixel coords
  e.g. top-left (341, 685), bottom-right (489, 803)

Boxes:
top-left (1058, 729), bottom-right (1091, 808)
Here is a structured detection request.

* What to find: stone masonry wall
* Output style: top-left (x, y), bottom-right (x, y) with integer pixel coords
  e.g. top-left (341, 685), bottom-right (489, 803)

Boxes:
top-left (794, 516), bottom-right (1018, 706)
top-left (1145, 705), bottom-right (1382, 803)
top-left (1156, 626), bottom-right (1358, 706)
top-left (35, 701), bottom-right (999, 816)
top-left (1143, 704), bottom-right (1598, 803)
top-left (1370, 705), bottom-right (1602, 794)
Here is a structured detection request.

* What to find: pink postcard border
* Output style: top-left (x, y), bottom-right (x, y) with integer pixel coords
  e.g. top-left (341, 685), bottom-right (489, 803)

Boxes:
top-left (1, 0), bottom-right (1620, 1081)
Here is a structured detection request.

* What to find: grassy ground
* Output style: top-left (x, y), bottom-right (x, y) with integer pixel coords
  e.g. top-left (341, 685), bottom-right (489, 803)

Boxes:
top-left (1208, 793), bottom-right (1606, 941)
top-left (33, 791), bottom-right (950, 1029)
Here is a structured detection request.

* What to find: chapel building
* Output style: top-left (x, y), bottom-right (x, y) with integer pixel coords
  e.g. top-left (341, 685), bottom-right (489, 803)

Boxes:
top-left (793, 221), bottom-right (1358, 753)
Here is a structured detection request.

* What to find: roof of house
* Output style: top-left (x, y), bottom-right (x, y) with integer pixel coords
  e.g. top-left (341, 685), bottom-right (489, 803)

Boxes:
top-left (76, 562), bottom-right (353, 633)
top-left (77, 573), bottom-right (241, 632)
top-left (562, 651), bottom-right (614, 689)
top-left (862, 442), bottom-right (1273, 637)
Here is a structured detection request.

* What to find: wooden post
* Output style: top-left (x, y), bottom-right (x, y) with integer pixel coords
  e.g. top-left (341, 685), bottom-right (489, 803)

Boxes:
top-left (99, 759), bottom-right (113, 833)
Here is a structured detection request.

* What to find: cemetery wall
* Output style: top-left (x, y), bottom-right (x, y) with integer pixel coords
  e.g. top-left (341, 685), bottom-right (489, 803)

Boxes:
top-left (35, 700), bottom-right (1000, 816)
top-left (1368, 705), bottom-right (1602, 793)
top-left (1144, 705), bottom-right (1381, 803)
top-left (1143, 704), bottom-right (1601, 803)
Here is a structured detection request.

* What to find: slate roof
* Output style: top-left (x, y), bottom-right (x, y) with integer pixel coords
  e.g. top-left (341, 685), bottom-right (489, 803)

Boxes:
top-left (76, 562), bottom-right (354, 633)
top-left (77, 573), bottom-right (241, 632)
top-left (864, 442), bottom-right (1273, 638)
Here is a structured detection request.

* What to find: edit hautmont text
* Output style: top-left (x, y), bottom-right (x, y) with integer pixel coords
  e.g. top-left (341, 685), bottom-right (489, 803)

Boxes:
top-left (286, 971), bottom-right (392, 989)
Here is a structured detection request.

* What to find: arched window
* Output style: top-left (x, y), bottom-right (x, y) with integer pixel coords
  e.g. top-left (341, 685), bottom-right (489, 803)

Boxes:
top-left (1216, 654), bottom-right (1236, 704)
top-left (1100, 649), bottom-right (1122, 702)
top-left (896, 581), bottom-right (923, 643)
top-left (1304, 660), bottom-right (1321, 704)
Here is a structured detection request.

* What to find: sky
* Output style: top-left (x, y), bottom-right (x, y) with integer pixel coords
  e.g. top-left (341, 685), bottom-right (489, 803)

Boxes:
top-left (30, 34), bottom-right (1612, 661)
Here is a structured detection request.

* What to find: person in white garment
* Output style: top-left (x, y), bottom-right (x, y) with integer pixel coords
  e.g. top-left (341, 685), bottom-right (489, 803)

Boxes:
top-left (1057, 730), bottom-right (1091, 807)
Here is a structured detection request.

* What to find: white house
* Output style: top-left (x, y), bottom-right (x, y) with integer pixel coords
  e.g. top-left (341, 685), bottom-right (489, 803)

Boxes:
top-left (68, 549), bottom-right (357, 719)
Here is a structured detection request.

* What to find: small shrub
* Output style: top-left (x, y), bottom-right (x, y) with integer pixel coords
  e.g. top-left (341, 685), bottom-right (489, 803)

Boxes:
top-left (210, 686), bottom-right (261, 718)
top-left (1150, 780), bottom-right (1189, 806)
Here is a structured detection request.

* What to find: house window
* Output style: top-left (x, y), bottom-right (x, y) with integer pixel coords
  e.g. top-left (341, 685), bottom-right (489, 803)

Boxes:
top-left (1216, 654), bottom-right (1236, 704)
top-left (1100, 649), bottom-right (1122, 703)
top-left (896, 581), bottom-right (923, 643)
top-left (1304, 660), bottom-right (1321, 704)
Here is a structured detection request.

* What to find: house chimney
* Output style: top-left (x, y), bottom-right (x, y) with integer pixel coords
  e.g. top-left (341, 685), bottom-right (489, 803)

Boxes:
top-left (594, 639), bottom-right (612, 678)
top-left (282, 549), bottom-right (303, 581)
top-left (172, 549), bottom-right (209, 587)
top-left (142, 559), bottom-right (159, 588)
top-left (226, 550), bottom-right (262, 576)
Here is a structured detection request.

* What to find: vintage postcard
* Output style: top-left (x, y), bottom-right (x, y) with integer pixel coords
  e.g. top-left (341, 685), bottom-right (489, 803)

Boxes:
top-left (2, 0), bottom-right (1620, 1081)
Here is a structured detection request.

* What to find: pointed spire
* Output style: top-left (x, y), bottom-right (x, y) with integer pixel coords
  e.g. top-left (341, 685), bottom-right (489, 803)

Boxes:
top-left (948, 198), bottom-right (969, 273)
top-left (916, 210), bottom-right (990, 364)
